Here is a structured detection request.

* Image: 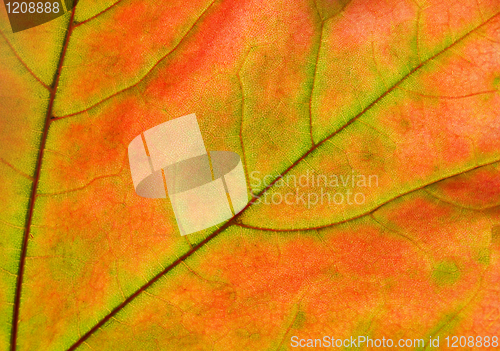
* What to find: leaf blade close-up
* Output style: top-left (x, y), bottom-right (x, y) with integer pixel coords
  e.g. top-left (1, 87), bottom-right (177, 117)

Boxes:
top-left (1, 0), bottom-right (500, 350)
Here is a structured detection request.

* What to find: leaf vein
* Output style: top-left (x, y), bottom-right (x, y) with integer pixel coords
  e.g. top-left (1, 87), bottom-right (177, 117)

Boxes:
top-left (0, 30), bottom-right (50, 91)
top-left (235, 158), bottom-right (500, 232)
top-left (65, 10), bottom-right (500, 350)
top-left (73, 0), bottom-right (125, 27)
top-left (10, 4), bottom-right (79, 350)
top-left (52, 0), bottom-right (218, 121)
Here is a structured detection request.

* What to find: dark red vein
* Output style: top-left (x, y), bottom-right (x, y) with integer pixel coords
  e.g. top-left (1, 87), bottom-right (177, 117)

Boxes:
top-left (66, 10), bottom-right (500, 350)
top-left (237, 71), bottom-right (250, 194)
top-left (236, 47), bottom-right (258, 196)
top-left (0, 30), bottom-right (50, 91)
top-left (67, 209), bottom-right (249, 350)
top-left (74, 0), bottom-right (125, 27)
top-left (308, 0), bottom-right (323, 147)
top-left (398, 87), bottom-right (498, 99)
top-left (52, 0), bottom-right (218, 121)
top-left (235, 159), bottom-right (500, 232)
top-left (10, 5), bottom-right (78, 351)
top-left (0, 157), bottom-right (34, 181)
top-left (308, 0), bottom-right (352, 146)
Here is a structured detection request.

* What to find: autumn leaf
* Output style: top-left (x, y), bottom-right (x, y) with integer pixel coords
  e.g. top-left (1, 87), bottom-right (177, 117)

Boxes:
top-left (1, 0), bottom-right (500, 350)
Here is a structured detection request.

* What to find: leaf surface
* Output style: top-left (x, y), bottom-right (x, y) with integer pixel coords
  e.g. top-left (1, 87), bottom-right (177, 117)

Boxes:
top-left (1, 0), bottom-right (500, 350)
